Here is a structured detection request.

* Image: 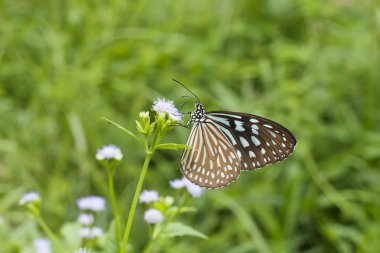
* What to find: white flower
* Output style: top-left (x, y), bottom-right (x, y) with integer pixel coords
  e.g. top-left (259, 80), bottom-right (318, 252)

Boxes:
top-left (183, 178), bottom-right (204, 197)
top-left (151, 98), bottom-right (182, 121)
top-left (73, 248), bottom-right (95, 253)
top-left (77, 213), bottom-right (94, 225)
top-left (170, 177), bottom-right (204, 197)
top-left (33, 238), bottom-right (51, 253)
top-left (90, 226), bottom-right (103, 238)
top-left (77, 196), bottom-right (106, 212)
top-left (80, 227), bottom-right (91, 238)
top-left (169, 178), bottom-right (186, 189)
top-left (95, 145), bottom-right (123, 161)
top-left (139, 190), bottom-right (159, 204)
top-left (19, 192), bottom-right (40, 205)
top-left (144, 208), bottom-right (164, 224)
top-left (80, 227), bottom-right (103, 239)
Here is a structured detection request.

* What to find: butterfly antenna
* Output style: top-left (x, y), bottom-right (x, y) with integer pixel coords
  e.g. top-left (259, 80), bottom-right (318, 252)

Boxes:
top-left (173, 79), bottom-right (200, 104)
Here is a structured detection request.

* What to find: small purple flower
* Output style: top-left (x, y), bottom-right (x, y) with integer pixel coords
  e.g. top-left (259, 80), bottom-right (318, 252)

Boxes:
top-left (152, 98), bottom-right (182, 121)
top-left (77, 213), bottom-right (94, 225)
top-left (90, 226), bottom-right (103, 238)
top-left (169, 178), bottom-right (186, 189)
top-left (170, 177), bottom-right (205, 197)
top-left (19, 192), bottom-right (40, 205)
top-left (77, 196), bottom-right (106, 212)
top-left (96, 145), bottom-right (123, 161)
top-left (80, 227), bottom-right (91, 238)
top-left (144, 208), bottom-right (164, 224)
top-left (183, 178), bottom-right (204, 197)
top-left (33, 238), bottom-right (51, 253)
top-left (73, 249), bottom-right (94, 253)
top-left (139, 190), bottom-right (159, 204)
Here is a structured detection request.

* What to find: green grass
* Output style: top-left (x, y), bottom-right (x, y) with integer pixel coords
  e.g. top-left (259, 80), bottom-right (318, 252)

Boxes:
top-left (1, 0), bottom-right (380, 252)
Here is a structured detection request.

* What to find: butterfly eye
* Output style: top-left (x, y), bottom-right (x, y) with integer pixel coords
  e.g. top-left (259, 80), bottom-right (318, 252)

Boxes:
top-left (180, 105), bottom-right (296, 188)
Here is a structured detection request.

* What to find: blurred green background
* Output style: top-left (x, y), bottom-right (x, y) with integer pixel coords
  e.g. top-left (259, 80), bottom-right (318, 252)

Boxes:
top-left (1, 0), bottom-right (380, 252)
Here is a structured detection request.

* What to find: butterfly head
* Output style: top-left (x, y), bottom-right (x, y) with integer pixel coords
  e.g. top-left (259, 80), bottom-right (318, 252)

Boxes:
top-left (190, 102), bottom-right (206, 122)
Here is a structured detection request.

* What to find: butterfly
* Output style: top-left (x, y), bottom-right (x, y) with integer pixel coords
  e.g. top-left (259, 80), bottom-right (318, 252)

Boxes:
top-left (177, 81), bottom-right (297, 188)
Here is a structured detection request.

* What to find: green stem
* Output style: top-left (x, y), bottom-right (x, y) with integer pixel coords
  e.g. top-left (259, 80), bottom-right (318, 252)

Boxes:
top-left (108, 171), bottom-right (122, 248)
top-left (120, 123), bottom-right (162, 253)
top-left (120, 153), bottom-right (153, 253)
top-left (35, 214), bottom-right (68, 253)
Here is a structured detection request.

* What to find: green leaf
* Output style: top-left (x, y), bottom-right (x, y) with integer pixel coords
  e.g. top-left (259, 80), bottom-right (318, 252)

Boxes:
top-left (102, 117), bottom-right (144, 146)
top-left (101, 219), bottom-right (120, 253)
top-left (155, 143), bottom-right (191, 150)
top-left (60, 222), bottom-right (81, 250)
top-left (161, 222), bottom-right (208, 239)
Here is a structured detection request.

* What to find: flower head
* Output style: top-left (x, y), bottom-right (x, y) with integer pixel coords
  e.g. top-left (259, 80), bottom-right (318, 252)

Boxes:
top-left (34, 238), bottom-right (51, 253)
top-left (184, 178), bottom-right (204, 197)
top-left (139, 190), bottom-right (159, 204)
top-left (77, 213), bottom-right (94, 225)
top-left (144, 208), bottom-right (164, 224)
top-left (170, 177), bottom-right (205, 197)
top-left (80, 227), bottom-right (91, 238)
top-left (19, 192), bottom-right (40, 205)
top-left (91, 226), bottom-right (103, 238)
top-left (80, 226), bottom-right (103, 239)
top-left (169, 178), bottom-right (186, 189)
top-left (77, 196), bottom-right (106, 212)
top-left (96, 145), bottom-right (123, 161)
top-left (152, 98), bottom-right (182, 121)
top-left (73, 248), bottom-right (95, 253)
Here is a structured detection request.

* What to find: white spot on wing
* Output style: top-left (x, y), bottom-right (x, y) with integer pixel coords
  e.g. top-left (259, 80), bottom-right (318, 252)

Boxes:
top-left (251, 136), bottom-right (261, 146)
top-left (219, 126), bottom-right (237, 145)
top-left (234, 120), bottom-right (245, 131)
top-left (239, 136), bottom-right (249, 148)
top-left (237, 150), bottom-right (242, 159)
top-left (207, 115), bottom-right (230, 126)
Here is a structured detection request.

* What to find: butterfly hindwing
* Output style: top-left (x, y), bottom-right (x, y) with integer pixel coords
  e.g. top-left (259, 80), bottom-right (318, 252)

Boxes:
top-left (180, 120), bottom-right (241, 188)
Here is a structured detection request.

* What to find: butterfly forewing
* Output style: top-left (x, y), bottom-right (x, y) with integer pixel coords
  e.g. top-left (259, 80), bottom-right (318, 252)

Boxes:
top-left (181, 120), bottom-right (241, 188)
top-left (206, 111), bottom-right (296, 170)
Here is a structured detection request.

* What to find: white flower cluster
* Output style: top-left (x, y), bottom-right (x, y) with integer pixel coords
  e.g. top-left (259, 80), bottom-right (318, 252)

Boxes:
top-left (144, 209), bottom-right (164, 224)
top-left (77, 213), bottom-right (94, 226)
top-left (73, 248), bottom-right (95, 253)
top-left (95, 145), bottom-right (123, 161)
top-left (152, 98), bottom-right (182, 121)
top-left (19, 192), bottom-right (40, 205)
top-left (170, 177), bottom-right (205, 197)
top-left (139, 190), bottom-right (159, 204)
top-left (80, 226), bottom-right (103, 239)
top-left (138, 189), bottom-right (164, 224)
top-left (76, 196), bottom-right (105, 240)
top-left (33, 238), bottom-right (51, 253)
top-left (77, 196), bottom-right (106, 212)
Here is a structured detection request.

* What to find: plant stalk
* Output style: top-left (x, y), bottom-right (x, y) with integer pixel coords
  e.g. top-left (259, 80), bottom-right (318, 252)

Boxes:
top-left (108, 171), bottom-right (122, 248)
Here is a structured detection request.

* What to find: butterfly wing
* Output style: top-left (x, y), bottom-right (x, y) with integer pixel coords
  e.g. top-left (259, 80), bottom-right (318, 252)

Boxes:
top-left (206, 111), bottom-right (296, 170)
top-left (181, 119), bottom-right (241, 188)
